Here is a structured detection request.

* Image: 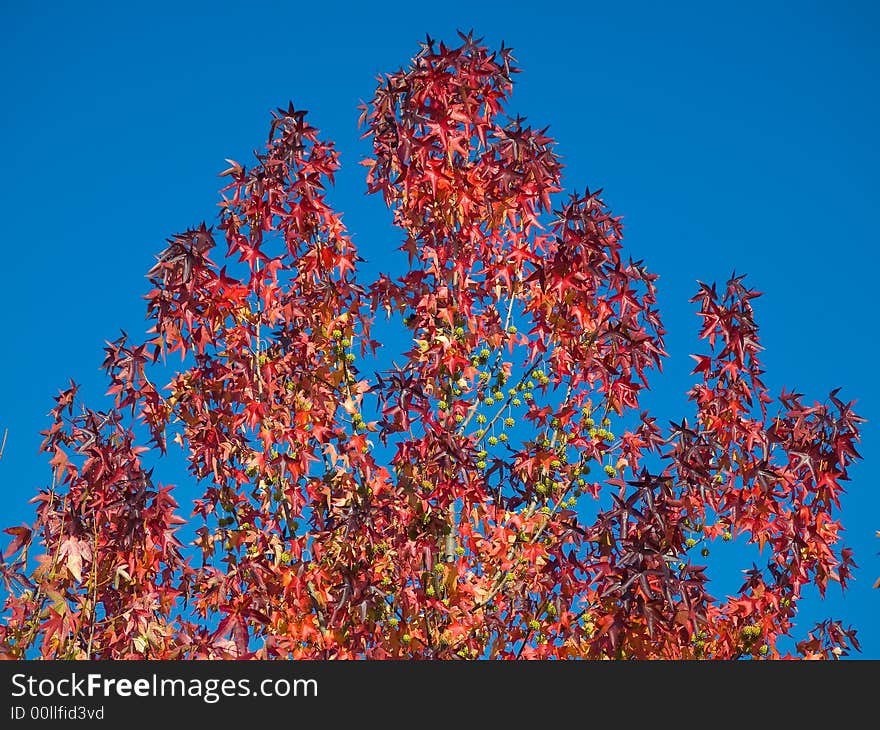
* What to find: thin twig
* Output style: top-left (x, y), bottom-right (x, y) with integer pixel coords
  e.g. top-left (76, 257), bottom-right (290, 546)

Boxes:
top-left (85, 521), bottom-right (100, 659)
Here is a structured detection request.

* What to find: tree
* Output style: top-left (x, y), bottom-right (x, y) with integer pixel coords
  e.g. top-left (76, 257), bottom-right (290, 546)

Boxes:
top-left (0, 33), bottom-right (864, 660)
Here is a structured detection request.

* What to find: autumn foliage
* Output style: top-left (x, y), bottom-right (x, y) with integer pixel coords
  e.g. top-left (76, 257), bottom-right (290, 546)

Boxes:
top-left (0, 34), bottom-right (865, 659)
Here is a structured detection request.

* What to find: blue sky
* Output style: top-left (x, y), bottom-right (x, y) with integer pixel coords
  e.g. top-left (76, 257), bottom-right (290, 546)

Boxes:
top-left (1, 0), bottom-right (877, 656)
